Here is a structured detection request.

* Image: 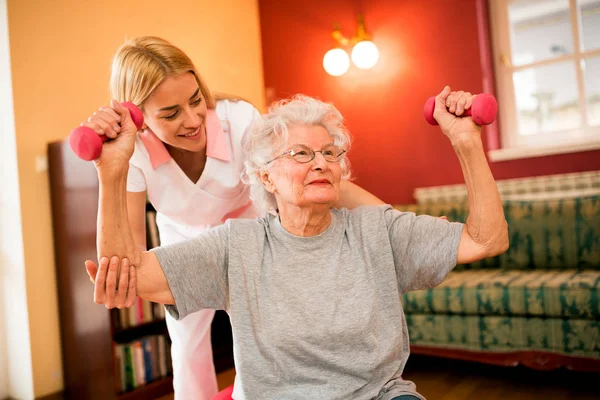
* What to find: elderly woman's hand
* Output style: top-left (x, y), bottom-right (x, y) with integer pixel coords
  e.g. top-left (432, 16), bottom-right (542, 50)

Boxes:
top-left (85, 256), bottom-right (137, 309)
top-left (82, 99), bottom-right (139, 172)
top-left (432, 86), bottom-right (481, 144)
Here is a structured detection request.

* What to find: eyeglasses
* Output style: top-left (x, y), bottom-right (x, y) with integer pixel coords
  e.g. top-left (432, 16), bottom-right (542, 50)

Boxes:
top-left (265, 144), bottom-right (346, 165)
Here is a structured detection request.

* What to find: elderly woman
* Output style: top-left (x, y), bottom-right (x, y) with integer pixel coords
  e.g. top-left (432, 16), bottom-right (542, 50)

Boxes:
top-left (88, 87), bottom-right (508, 400)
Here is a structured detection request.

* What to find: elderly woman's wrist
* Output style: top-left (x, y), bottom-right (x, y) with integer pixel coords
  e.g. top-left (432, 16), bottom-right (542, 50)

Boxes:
top-left (97, 165), bottom-right (129, 184)
top-left (450, 133), bottom-right (483, 151)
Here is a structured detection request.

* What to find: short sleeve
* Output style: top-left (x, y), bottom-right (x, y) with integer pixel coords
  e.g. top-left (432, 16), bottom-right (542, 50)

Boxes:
top-left (151, 223), bottom-right (230, 319)
top-left (127, 163), bottom-right (147, 192)
top-left (239, 104), bottom-right (260, 142)
top-left (384, 207), bottom-right (464, 293)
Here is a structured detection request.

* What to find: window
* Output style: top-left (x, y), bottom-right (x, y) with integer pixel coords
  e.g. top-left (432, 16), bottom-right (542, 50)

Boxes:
top-left (488, 0), bottom-right (600, 161)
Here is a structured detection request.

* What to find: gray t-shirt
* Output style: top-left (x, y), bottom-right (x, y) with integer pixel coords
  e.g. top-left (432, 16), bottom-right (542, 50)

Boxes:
top-left (153, 204), bottom-right (463, 400)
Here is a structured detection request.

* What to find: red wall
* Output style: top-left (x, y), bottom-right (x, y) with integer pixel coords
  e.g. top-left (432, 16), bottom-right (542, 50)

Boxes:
top-left (258, 0), bottom-right (600, 204)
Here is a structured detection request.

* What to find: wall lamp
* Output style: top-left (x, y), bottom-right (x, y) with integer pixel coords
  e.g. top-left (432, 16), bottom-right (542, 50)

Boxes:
top-left (323, 14), bottom-right (379, 76)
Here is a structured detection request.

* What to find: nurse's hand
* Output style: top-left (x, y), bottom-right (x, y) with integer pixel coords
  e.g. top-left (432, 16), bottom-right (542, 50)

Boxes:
top-left (85, 256), bottom-right (137, 309)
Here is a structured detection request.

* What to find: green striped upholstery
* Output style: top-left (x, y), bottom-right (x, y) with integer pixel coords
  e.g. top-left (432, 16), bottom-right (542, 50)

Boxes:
top-left (398, 193), bottom-right (600, 360)
top-left (501, 195), bottom-right (599, 270)
top-left (394, 195), bottom-right (600, 270)
top-left (402, 270), bottom-right (600, 320)
top-left (406, 314), bottom-right (600, 359)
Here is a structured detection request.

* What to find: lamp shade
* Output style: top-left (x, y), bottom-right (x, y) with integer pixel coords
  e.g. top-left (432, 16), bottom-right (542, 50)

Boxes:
top-left (323, 48), bottom-right (350, 76)
top-left (351, 40), bottom-right (379, 69)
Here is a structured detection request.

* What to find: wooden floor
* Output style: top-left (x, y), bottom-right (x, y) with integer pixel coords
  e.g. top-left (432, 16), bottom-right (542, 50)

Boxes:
top-left (402, 355), bottom-right (599, 399)
top-left (158, 355), bottom-right (599, 399)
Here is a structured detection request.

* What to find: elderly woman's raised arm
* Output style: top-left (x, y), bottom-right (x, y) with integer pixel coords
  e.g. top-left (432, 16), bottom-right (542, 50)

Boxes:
top-left (434, 87), bottom-right (509, 264)
top-left (452, 134), bottom-right (509, 264)
top-left (86, 101), bottom-right (174, 306)
top-left (95, 166), bottom-right (174, 305)
top-left (91, 162), bottom-right (231, 313)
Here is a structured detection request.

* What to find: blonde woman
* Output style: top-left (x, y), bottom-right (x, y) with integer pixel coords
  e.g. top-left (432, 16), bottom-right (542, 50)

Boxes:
top-left (82, 36), bottom-right (384, 399)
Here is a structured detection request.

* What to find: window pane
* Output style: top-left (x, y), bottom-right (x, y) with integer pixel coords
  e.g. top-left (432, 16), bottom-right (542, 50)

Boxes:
top-left (509, 0), bottom-right (573, 66)
top-left (513, 61), bottom-right (581, 135)
top-left (583, 56), bottom-right (600, 126)
top-left (579, 0), bottom-right (600, 51)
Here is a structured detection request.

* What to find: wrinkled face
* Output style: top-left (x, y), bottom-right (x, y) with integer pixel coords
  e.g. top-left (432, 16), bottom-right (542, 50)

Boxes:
top-left (142, 72), bottom-right (208, 152)
top-left (262, 125), bottom-right (343, 209)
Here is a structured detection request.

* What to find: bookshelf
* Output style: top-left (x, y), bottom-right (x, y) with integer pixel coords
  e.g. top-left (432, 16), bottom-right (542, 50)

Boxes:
top-left (48, 139), bottom-right (234, 399)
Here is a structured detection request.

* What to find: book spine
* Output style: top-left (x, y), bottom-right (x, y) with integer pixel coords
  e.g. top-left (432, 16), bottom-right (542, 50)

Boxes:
top-left (157, 335), bottom-right (167, 377)
top-left (123, 345), bottom-right (135, 391)
top-left (142, 337), bottom-right (154, 383)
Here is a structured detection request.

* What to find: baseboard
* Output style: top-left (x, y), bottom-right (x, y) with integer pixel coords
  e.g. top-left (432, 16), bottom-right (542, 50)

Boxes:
top-left (35, 392), bottom-right (65, 400)
top-left (1, 397), bottom-right (60, 400)
top-left (410, 345), bottom-right (600, 372)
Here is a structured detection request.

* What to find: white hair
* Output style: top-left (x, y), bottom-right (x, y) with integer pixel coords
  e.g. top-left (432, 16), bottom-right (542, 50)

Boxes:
top-left (242, 94), bottom-right (352, 214)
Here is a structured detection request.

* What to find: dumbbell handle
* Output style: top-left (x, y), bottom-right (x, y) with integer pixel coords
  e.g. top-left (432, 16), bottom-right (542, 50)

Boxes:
top-left (69, 102), bottom-right (144, 161)
top-left (424, 93), bottom-right (498, 126)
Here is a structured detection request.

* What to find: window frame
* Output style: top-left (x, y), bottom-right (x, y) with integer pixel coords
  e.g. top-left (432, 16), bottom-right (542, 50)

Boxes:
top-left (487, 0), bottom-right (600, 161)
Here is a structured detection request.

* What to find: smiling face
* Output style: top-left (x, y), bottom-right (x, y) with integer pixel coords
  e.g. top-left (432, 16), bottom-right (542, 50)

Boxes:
top-left (261, 124), bottom-right (342, 210)
top-left (142, 72), bottom-right (208, 152)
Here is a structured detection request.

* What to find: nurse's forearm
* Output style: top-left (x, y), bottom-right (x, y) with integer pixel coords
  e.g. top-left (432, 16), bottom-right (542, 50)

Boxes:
top-left (336, 181), bottom-right (385, 209)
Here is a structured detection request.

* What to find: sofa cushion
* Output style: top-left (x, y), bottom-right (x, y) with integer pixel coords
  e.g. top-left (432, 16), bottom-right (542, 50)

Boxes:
top-left (394, 194), bottom-right (600, 270)
top-left (501, 195), bottom-right (599, 270)
top-left (402, 269), bottom-right (600, 320)
top-left (406, 314), bottom-right (600, 359)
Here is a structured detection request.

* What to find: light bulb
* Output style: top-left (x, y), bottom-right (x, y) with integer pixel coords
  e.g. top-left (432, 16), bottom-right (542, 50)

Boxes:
top-left (351, 40), bottom-right (379, 69)
top-left (323, 48), bottom-right (350, 76)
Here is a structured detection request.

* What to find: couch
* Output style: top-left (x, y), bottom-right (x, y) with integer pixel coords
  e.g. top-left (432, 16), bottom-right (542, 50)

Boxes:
top-left (395, 179), bottom-right (600, 371)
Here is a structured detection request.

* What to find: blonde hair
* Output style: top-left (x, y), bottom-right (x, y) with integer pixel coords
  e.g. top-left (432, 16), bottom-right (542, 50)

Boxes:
top-left (242, 94), bottom-right (352, 213)
top-left (109, 36), bottom-right (215, 109)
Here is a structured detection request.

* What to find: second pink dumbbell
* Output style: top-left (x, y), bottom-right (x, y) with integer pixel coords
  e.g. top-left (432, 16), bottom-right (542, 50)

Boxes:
top-left (69, 102), bottom-right (144, 161)
top-left (424, 93), bottom-right (498, 126)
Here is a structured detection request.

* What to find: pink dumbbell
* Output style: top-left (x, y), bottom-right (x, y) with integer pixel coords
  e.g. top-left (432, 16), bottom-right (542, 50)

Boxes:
top-left (69, 102), bottom-right (144, 161)
top-left (424, 93), bottom-right (498, 126)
